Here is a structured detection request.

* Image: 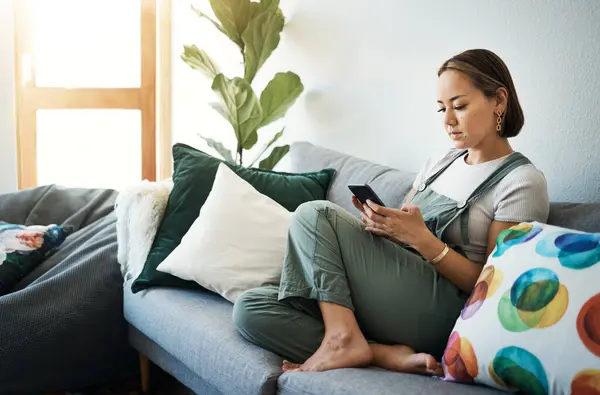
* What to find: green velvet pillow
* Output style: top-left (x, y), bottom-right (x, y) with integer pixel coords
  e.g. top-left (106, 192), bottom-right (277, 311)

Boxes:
top-left (131, 143), bottom-right (336, 293)
top-left (0, 222), bottom-right (72, 296)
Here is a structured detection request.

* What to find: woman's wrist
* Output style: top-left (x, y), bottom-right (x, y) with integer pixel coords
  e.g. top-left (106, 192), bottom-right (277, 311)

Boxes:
top-left (412, 229), bottom-right (447, 262)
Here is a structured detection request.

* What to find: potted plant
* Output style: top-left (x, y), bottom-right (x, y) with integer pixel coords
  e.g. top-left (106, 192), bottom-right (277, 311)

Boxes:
top-left (182, 0), bottom-right (304, 170)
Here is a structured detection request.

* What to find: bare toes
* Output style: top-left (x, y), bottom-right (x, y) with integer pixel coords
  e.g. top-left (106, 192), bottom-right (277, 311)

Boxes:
top-left (431, 363), bottom-right (443, 377)
top-left (282, 360), bottom-right (301, 372)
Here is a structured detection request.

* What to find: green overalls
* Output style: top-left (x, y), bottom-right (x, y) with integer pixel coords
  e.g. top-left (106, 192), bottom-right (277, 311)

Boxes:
top-left (233, 150), bottom-right (531, 363)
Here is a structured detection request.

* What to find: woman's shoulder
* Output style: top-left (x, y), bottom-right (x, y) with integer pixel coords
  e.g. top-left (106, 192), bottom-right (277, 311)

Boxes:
top-left (493, 159), bottom-right (550, 207)
top-left (500, 156), bottom-right (548, 188)
top-left (492, 156), bottom-right (550, 222)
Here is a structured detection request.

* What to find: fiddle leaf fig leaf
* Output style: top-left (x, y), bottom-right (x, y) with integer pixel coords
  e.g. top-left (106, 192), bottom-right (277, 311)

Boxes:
top-left (191, 5), bottom-right (228, 37)
top-left (198, 134), bottom-right (234, 163)
top-left (211, 74), bottom-right (263, 150)
top-left (259, 144), bottom-right (290, 170)
top-left (242, 11), bottom-right (285, 83)
top-left (259, 72), bottom-right (303, 127)
top-left (248, 127), bottom-right (285, 167)
top-left (209, 0), bottom-right (258, 50)
top-left (181, 45), bottom-right (219, 79)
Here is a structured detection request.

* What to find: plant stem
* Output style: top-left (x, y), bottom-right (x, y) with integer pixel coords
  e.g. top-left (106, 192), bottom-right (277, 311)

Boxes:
top-left (237, 143), bottom-right (243, 166)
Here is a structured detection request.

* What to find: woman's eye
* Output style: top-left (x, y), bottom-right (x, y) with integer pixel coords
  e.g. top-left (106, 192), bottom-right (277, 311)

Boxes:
top-left (437, 105), bottom-right (466, 113)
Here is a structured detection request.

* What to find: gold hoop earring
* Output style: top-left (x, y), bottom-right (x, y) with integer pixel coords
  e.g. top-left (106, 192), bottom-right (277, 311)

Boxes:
top-left (496, 110), bottom-right (503, 132)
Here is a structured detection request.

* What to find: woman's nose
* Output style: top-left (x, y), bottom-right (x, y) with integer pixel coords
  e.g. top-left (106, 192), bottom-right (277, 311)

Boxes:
top-left (444, 110), bottom-right (457, 126)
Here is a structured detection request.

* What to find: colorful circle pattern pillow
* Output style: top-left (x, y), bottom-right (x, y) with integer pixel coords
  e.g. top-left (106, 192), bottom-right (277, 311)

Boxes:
top-left (442, 222), bottom-right (600, 395)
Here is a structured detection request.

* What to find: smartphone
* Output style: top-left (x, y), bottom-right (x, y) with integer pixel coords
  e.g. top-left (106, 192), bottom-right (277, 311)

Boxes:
top-left (348, 184), bottom-right (386, 207)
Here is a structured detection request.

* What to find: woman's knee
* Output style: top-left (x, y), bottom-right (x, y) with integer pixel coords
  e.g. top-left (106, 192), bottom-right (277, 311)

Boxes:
top-left (232, 287), bottom-right (278, 341)
top-left (292, 200), bottom-right (361, 234)
top-left (293, 200), bottom-right (339, 224)
top-left (295, 199), bottom-right (334, 215)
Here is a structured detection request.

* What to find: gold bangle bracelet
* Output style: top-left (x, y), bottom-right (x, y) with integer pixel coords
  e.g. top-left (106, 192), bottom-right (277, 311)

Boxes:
top-left (430, 244), bottom-right (449, 265)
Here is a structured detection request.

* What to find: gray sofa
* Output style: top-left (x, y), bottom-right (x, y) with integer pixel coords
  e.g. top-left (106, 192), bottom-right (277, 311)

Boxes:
top-left (124, 141), bottom-right (600, 395)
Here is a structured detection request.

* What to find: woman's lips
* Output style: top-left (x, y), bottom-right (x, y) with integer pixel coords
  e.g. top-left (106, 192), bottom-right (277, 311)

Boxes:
top-left (450, 132), bottom-right (463, 140)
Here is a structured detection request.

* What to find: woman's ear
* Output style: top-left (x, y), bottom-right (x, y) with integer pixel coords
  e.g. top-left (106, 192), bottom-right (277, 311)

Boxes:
top-left (495, 87), bottom-right (509, 114)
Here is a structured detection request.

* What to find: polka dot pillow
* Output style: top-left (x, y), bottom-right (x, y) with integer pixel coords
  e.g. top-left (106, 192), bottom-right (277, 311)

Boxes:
top-left (441, 221), bottom-right (600, 395)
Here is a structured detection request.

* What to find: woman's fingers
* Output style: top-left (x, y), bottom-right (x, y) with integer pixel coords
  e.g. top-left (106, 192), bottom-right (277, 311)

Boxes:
top-left (399, 202), bottom-right (419, 214)
top-left (362, 213), bottom-right (388, 233)
top-left (365, 227), bottom-right (389, 237)
top-left (364, 203), bottom-right (387, 223)
top-left (366, 200), bottom-right (400, 217)
top-left (360, 212), bottom-right (375, 226)
top-left (351, 196), bottom-right (366, 213)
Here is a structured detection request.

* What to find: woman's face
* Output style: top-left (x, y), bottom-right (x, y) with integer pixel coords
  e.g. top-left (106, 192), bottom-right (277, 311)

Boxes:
top-left (437, 70), bottom-right (501, 149)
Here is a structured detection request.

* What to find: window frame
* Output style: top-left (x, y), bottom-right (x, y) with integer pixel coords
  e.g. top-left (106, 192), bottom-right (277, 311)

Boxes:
top-left (12, 0), bottom-right (172, 189)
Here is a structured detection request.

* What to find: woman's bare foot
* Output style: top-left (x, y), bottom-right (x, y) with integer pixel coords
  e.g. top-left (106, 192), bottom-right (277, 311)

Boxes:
top-left (371, 344), bottom-right (443, 376)
top-left (283, 331), bottom-right (373, 372)
top-left (282, 360), bottom-right (301, 372)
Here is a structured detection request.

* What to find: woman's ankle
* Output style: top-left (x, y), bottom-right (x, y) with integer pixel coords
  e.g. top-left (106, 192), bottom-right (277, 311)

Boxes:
top-left (319, 301), bottom-right (360, 334)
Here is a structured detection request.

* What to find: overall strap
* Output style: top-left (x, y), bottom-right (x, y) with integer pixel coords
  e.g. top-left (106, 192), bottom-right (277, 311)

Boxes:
top-left (416, 149), bottom-right (468, 192)
top-left (465, 152), bottom-right (531, 205)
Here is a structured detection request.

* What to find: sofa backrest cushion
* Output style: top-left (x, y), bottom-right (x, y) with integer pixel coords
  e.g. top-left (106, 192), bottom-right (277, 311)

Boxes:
top-left (548, 203), bottom-right (600, 233)
top-left (290, 142), bottom-right (600, 233)
top-left (288, 142), bottom-right (416, 214)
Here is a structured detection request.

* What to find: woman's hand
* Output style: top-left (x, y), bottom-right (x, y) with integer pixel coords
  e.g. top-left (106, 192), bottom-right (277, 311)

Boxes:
top-left (352, 196), bottom-right (379, 230)
top-left (362, 200), bottom-right (431, 247)
top-left (352, 195), bottom-right (377, 227)
top-left (351, 195), bottom-right (366, 214)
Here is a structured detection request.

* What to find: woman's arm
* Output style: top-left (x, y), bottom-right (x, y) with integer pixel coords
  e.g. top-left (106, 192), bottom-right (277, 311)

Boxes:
top-left (412, 220), bottom-right (518, 293)
top-left (411, 166), bottom-right (549, 292)
top-left (404, 188), bottom-right (417, 204)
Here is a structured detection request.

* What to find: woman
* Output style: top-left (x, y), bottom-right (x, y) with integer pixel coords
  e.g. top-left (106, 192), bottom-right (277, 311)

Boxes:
top-left (233, 49), bottom-right (550, 376)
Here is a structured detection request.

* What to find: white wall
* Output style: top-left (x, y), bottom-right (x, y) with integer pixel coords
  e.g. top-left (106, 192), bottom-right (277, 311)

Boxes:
top-left (0, 0), bottom-right (18, 194)
top-left (177, 0), bottom-right (599, 203)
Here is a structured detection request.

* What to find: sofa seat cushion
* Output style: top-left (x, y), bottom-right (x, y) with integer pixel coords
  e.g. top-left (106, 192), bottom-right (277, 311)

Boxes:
top-left (123, 282), bottom-right (283, 395)
top-left (278, 368), bottom-right (505, 395)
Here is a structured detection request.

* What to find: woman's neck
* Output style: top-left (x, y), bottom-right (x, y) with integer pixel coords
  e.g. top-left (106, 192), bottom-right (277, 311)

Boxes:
top-left (465, 137), bottom-right (513, 165)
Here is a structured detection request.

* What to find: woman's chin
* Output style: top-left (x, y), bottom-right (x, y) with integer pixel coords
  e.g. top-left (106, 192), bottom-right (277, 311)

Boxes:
top-left (452, 140), bottom-right (469, 149)
top-left (449, 133), bottom-right (469, 147)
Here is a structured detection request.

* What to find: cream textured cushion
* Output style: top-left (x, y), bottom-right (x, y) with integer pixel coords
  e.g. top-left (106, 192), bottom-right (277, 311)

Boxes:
top-left (115, 178), bottom-right (173, 280)
top-left (156, 163), bottom-right (292, 302)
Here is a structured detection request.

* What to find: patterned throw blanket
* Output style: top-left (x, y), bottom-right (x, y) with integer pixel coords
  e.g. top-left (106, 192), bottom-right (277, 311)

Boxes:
top-left (0, 185), bottom-right (138, 395)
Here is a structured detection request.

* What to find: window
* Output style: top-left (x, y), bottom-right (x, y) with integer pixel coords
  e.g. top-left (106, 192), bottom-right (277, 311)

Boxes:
top-left (13, 0), bottom-right (172, 190)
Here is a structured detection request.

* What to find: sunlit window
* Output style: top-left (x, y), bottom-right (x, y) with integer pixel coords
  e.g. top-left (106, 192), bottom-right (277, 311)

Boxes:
top-left (14, 0), bottom-right (160, 190)
top-left (37, 109), bottom-right (142, 189)
top-left (32, 0), bottom-right (141, 88)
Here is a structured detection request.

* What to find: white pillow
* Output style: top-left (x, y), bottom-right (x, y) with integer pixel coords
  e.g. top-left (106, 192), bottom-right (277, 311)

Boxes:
top-left (441, 222), bottom-right (600, 395)
top-left (156, 162), bottom-right (292, 302)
